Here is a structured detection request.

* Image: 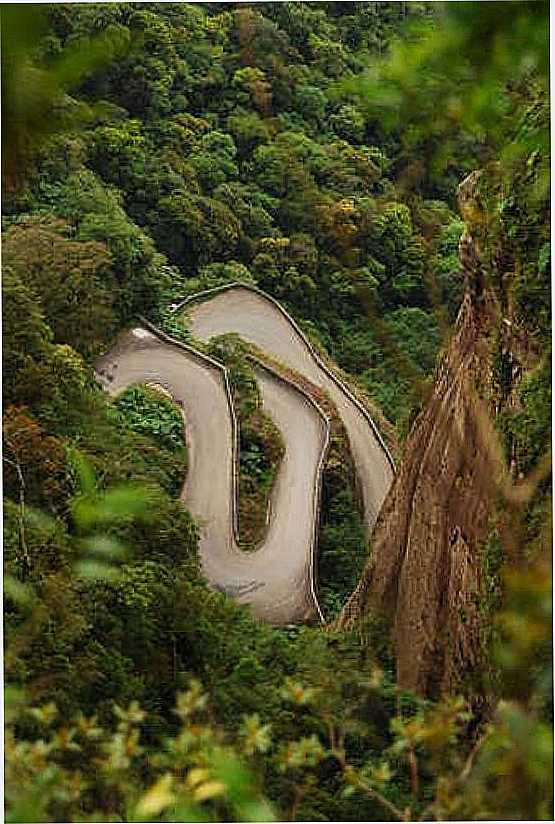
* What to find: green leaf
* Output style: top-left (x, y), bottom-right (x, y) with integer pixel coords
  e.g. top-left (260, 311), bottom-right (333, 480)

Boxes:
top-left (238, 799), bottom-right (276, 822)
top-left (80, 535), bottom-right (127, 561)
top-left (74, 559), bottom-right (120, 582)
top-left (69, 449), bottom-right (97, 495)
top-left (4, 684), bottom-right (26, 711)
top-left (4, 575), bottom-right (34, 609)
top-left (166, 801), bottom-right (209, 823)
top-left (24, 508), bottom-right (57, 533)
top-left (73, 485), bottom-right (154, 529)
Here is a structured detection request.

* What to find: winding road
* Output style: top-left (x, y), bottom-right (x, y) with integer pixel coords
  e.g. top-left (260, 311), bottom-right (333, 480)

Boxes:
top-left (96, 284), bottom-right (394, 624)
top-left (184, 284), bottom-right (394, 531)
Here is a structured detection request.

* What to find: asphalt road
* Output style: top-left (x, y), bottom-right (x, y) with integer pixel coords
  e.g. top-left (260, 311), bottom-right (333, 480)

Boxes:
top-left (187, 285), bottom-right (394, 535)
top-left (96, 286), bottom-right (394, 624)
top-left (96, 326), bottom-right (327, 623)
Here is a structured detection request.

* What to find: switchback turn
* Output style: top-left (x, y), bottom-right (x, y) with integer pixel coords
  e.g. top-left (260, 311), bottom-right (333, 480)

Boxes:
top-left (96, 285), bottom-right (394, 623)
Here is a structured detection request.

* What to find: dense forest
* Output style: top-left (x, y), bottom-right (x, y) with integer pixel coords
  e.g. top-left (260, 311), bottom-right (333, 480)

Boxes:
top-left (2, 2), bottom-right (551, 822)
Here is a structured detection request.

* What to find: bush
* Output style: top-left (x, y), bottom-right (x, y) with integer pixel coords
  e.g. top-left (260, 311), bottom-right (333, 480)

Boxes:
top-left (110, 384), bottom-right (186, 455)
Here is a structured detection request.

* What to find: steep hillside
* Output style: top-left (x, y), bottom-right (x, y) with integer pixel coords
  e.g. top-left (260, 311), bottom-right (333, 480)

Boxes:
top-left (334, 1), bottom-right (551, 703)
top-left (336, 172), bottom-right (502, 695)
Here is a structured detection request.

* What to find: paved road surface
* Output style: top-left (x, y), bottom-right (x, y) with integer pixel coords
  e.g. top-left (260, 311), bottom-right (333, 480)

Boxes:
top-left (187, 284), bottom-right (394, 534)
top-left (96, 326), bottom-right (327, 623)
top-left (96, 286), bottom-right (394, 624)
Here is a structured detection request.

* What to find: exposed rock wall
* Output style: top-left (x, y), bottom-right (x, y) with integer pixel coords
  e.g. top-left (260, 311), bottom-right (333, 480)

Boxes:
top-left (335, 172), bottom-right (503, 697)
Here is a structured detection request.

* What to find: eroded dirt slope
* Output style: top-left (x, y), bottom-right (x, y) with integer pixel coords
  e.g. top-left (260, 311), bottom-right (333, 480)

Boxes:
top-left (336, 172), bottom-right (504, 696)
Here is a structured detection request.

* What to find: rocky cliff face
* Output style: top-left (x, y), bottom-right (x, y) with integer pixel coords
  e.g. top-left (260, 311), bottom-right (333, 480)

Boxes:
top-left (336, 172), bottom-right (509, 697)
